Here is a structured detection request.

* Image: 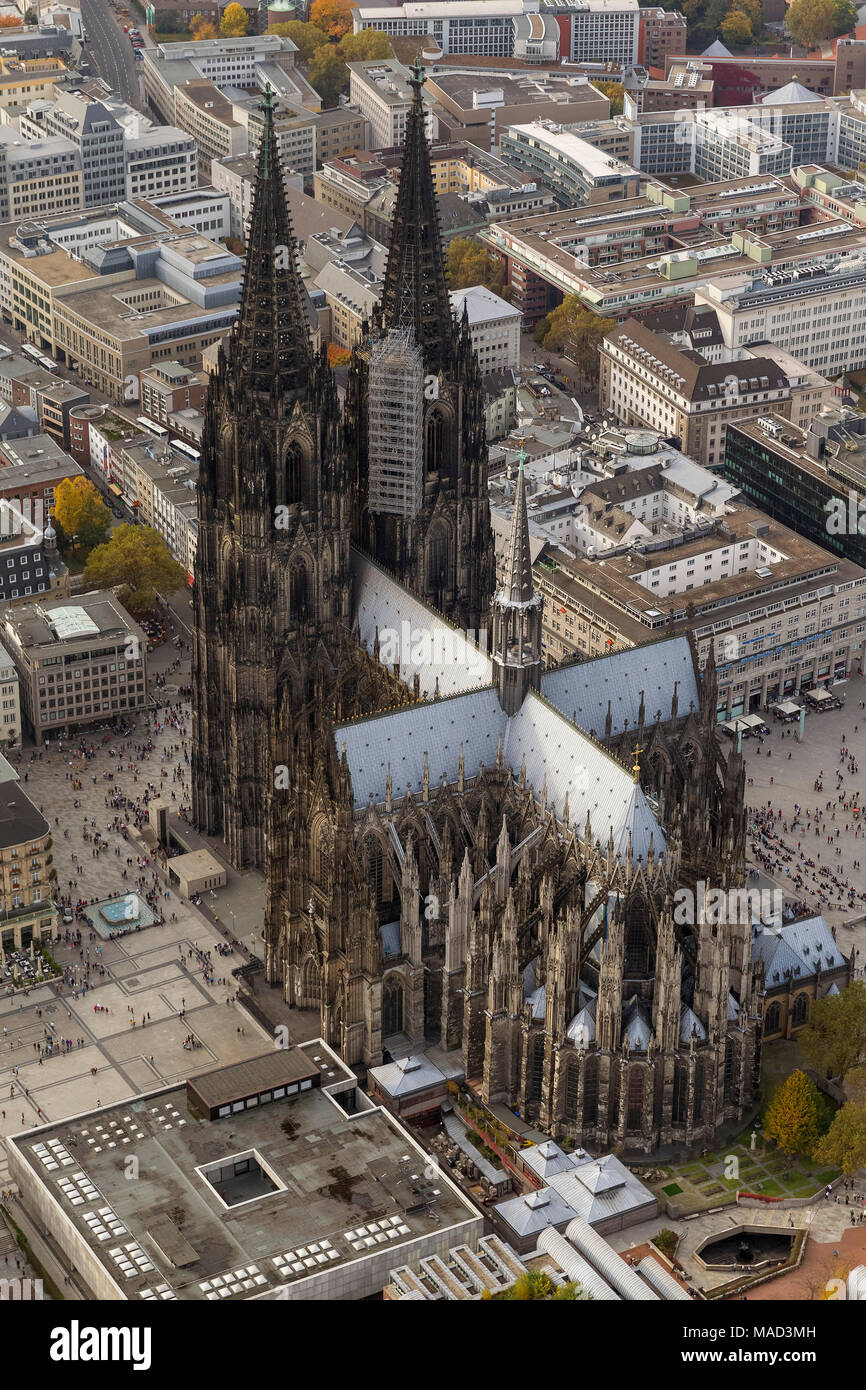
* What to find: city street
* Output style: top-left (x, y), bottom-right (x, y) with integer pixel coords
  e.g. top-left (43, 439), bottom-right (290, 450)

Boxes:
top-left (80, 0), bottom-right (143, 111)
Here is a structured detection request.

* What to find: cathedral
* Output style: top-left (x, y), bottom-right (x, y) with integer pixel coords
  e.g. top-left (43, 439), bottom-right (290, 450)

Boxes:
top-left (191, 71), bottom-right (763, 1155)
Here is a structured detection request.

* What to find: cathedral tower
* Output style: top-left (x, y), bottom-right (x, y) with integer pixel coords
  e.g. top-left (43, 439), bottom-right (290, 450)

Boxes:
top-left (191, 86), bottom-right (349, 870)
top-left (346, 60), bottom-right (494, 632)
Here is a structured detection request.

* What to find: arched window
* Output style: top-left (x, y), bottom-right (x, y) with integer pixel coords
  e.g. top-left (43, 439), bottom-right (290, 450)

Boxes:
top-left (583, 1054), bottom-right (599, 1126)
top-left (529, 1033), bottom-right (545, 1104)
top-left (364, 838), bottom-right (385, 907)
top-left (624, 901), bottom-right (651, 977)
top-left (608, 1062), bottom-right (621, 1129)
top-left (792, 993), bottom-right (809, 1028)
top-left (693, 1059), bottom-right (705, 1124)
top-left (723, 1037), bottom-right (736, 1103)
top-left (427, 529), bottom-right (449, 599)
top-left (289, 563), bottom-right (309, 623)
top-left (564, 1060), bottom-right (579, 1121)
top-left (425, 406), bottom-right (448, 474)
top-left (286, 442), bottom-right (303, 507)
top-left (627, 1067), bottom-right (644, 1131)
top-left (672, 1062), bottom-right (688, 1125)
top-left (383, 975), bottom-right (404, 1036)
top-left (300, 956), bottom-right (321, 1010)
top-left (764, 1000), bottom-right (781, 1037)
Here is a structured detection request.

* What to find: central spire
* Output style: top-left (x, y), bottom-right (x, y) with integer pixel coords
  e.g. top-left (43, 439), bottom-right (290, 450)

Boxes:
top-left (492, 444), bottom-right (543, 715)
top-left (377, 59), bottom-right (454, 377)
top-left (499, 443), bottom-right (536, 607)
top-left (231, 84), bottom-right (312, 402)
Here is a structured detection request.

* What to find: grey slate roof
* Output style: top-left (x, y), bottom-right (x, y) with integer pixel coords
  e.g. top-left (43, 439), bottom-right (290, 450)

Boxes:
top-left (336, 688), bottom-right (665, 859)
top-left (752, 914), bottom-right (845, 984)
top-left (540, 635), bottom-right (700, 740)
top-left (351, 548), bottom-right (493, 698)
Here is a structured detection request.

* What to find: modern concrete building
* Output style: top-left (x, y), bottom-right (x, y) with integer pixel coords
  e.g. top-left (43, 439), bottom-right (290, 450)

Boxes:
top-left (499, 120), bottom-right (641, 209)
top-left (6, 1040), bottom-right (483, 1301)
top-left (449, 284), bottom-right (522, 374)
top-left (348, 59), bottom-right (435, 151)
top-left (353, 1), bottom-right (527, 58)
top-left (36, 91), bottom-right (126, 208)
top-left (1, 591), bottom-right (149, 743)
top-left (0, 639), bottom-right (20, 747)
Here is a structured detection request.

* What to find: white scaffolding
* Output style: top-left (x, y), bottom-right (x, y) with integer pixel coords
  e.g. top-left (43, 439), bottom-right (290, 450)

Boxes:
top-left (367, 326), bottom-right (425, 519)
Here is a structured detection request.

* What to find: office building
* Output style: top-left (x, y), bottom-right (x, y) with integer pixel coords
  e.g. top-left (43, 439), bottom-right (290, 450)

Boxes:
top-left (449, 285), bottom-right (521, 374)
top-left (348, 59), bottom-right (435, 151)
top-left (500, 120), bottom-right (640, 208)
top-left (2, 591), bottom-right (148, 743)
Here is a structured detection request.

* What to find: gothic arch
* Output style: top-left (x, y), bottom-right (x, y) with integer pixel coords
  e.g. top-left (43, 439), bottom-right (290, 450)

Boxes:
top-left (792, 992), bottom-right (809, 1028)
top-left (285, 436), bottom-right (315, 510)
top-left (383, 972), bottom-right (405, 1036)
top-left (310, 814), bottom-right (330, 890)
top-left (299, 955), bottom-right (321, 1010)
top-left (763, 999), bottom-right (781, 1036)
top-left (425, 518), bottom-right (452, 599)
top-left (289, 558), bottom-right (311, 623)
top-left (424, 400), bottom-right (454, 476)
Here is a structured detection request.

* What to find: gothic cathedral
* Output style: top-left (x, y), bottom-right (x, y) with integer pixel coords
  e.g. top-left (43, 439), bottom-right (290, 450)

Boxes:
top-left (192, 75), bottom-right (762, 1156)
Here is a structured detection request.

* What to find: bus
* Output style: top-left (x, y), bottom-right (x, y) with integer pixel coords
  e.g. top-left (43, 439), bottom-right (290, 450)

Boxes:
top-left (170, 438), bottom-right (200, 463)
top-left (136, 416), bottom-right (169, 439)
top-left (36, 354), bottom-right (57, 373)
top-left (21, 343), bottom-right (43, 363)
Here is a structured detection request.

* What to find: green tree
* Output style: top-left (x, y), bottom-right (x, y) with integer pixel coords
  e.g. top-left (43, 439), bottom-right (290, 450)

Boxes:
top-left (309, 0), bottom-right (356, 39)
top-left (720, 9), bottom-right (753, 46)
top-left (308, 44), bottom-right (348, 105)
top-left (595, 81), bottom-right (625, 116)
top-left (763, 1069), bottom-right (823, 1159)
top-left (83, 525), bottom-right (187, 614)
top-left (339, 27), bottom-right (393, 60)
top-left (786, 0), bottom-right (836, 49)
top-left (812, 1097), bottom-right (866, 1175)
top-left (798, 980), bottom-right (866, 1080)
top-left (267, 19), bottom-right (329, 61)
top-left (534, 295), bottom-right (614, 385)
top-left (446, 236), bottom-right (506, 294)
top-left (220, 2), bottom-right (249, 37)
top-left (53, 477), bottom-right (111, 556)
top-left (831, 0), bottom-right (858, 35)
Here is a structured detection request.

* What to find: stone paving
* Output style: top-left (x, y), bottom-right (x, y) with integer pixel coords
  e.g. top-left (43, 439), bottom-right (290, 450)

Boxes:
top-left (0, 631), bottom-right (274, 1168)
top-left (743, 672), bottom-right (866, 963)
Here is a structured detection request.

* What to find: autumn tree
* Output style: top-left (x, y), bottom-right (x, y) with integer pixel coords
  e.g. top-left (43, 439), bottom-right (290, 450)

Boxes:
top-left (446, 237), bottom-right (506, 294)
top-left (798, 980), bottom-right (866, 1081)
top-left (786, 0), bottom-right (836, 49)
top-left (53, 477), bottom-right (111, 556)
top-left (220, 2), bottom-right (249, 38)
top-left (309, 0), bottom-right (356, 40)
top-left (720, 9), bottom-right (753, 47)
top-left (190, 13), bottom-right (220, 39)
top-left (0, 16), bottom-right (23, 26)
top-left (595, 81), bottom-right (625, 116)
top-left (534, 296), bottom-right (614, 385)
top-left (266, 18), bottom-right (329, 61)
top-left (339, 26), bottom-right (393, 60)
top-left (308, 44), bottom-right (349, 105)
top-left (763, 1070), bottom-right (824, 1159)
top-left (812, 1095), bottom-right (866, 1175)
top-left (83, 525), bottom-right (187, 614)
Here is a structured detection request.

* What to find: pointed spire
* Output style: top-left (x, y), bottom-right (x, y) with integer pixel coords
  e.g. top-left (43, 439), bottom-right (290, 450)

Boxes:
top-left (499, 444), bottom-right (535, 607)
top-left (232, 84), bottom-right (312, 402)
top-left (377, 59), bottom-right (453, 376)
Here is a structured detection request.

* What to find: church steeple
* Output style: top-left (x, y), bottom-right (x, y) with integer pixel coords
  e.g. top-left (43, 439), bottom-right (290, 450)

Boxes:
top-left (377, 59), bottom-right (454, 377)
top-left (231, 84), bottom-right (312, 403)
top-left (492, 445), bottom-right (542, 715)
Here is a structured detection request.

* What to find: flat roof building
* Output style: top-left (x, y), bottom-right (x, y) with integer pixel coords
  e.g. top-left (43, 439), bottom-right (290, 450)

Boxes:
top-left (7, 1039), bottom-right (483, 1301)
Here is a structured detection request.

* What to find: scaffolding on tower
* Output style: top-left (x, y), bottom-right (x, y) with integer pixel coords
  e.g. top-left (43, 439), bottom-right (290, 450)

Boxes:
top-left (367, 326), bottom-right (425, 519)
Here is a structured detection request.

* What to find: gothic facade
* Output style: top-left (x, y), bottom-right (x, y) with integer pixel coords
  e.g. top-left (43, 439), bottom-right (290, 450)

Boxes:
top-left (192, 78), bottom-right (762, 1156)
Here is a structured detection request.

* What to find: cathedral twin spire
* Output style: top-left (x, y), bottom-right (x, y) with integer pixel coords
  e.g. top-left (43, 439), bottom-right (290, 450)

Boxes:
top-left (377, 59), bottom-right (455, 377)
top-left (232, 84), bottom-right (312, 403)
